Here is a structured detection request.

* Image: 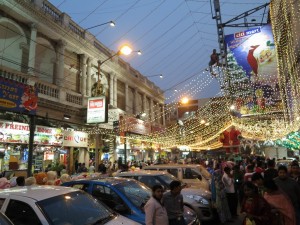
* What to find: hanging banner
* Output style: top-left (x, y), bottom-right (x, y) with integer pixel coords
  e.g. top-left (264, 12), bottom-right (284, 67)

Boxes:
top-left (225, 25), bottom-right (282, 115)
top-left (119, 115), bottom-right (151, 135)
top-left (0, 78), bottom-right (38, 115)
top-left (0, 120), bottom-right (63, 145)
top-left (87, 96), bottom-right (108, 123)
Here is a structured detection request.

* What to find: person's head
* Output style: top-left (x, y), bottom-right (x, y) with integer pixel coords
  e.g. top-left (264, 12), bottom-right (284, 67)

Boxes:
top-left (169, 181), bottom-right (182, 195)
top-left (267, 159), bottom-right (275, 168)
top-left (251, 172), bottom-right (264, 187)
top-left (243, 181), bottom-right (258, 197)
top-left (152, 185), bottom-right (164, 200)
top-left (16, 176), bottom-right (25, 186)
top-left (224, 166), bottom-right (231, 175)
top-left (278, 165), bottom-right (288, 180)
top-left (213, 49), bottom-right (216, 53)
top-left (264, 179), bottom-right (278, 193)
top-left (290, 162), bottom-right (299, 174)
top-left (247, 164), bottom-right (254, 172)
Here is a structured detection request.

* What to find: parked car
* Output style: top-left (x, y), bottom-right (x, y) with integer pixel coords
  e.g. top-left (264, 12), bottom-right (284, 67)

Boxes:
top-left (0, 186), bottom-right (140, 225)
top-left (116, 170), bottom-right (213, 222)
top-left (143, 164), bottom-right (211, 190)
top-left (62, 177), bottom-right (200, 225)
top-left (0, 212), bottom-right (13, 225)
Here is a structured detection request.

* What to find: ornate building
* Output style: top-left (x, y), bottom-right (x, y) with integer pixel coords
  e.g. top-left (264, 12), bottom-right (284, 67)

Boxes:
top-left (0, 0), bottom-right (165, 172)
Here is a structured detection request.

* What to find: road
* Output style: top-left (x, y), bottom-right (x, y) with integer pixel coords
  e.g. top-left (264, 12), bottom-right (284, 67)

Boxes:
top-left (202, 210), bottom-right (244, 225)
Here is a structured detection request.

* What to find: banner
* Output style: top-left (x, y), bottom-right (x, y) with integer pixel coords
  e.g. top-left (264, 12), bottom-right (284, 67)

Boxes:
top-left (0, 78), bottom-right (38, 115)
top-left (119, 115), bottom-right (151, 135)
top-left (87, 96), bottom-right (107, 123)
top-left (0, 120), bottom-right (63, 145)
top-left (225, 25), bottom-right (281, 115)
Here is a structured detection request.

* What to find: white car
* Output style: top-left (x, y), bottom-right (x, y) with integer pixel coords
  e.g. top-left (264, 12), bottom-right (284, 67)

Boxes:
top-left (0, 186), bottom-right (140, 225)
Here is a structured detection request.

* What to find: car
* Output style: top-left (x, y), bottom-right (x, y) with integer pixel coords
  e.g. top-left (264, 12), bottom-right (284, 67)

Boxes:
top-left (0, 212), bottom-right (13, 225)
top-left (62, 177), bottom-right (200, 225)
top-left (116, 170), bottom-right (214, 222)
top-left (0, 186), bottom-right (140, 225)
top-left (276, 159), bottom-right (296, 169)
top-left (143, 164), bottom-right (211, 190)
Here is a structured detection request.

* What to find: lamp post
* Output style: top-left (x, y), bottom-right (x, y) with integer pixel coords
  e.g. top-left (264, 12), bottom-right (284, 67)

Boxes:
top-left (84, 21), bottom-right (115, 31)
top-left (145, 74), bottom-right (163, 79)
top-left (94, 45), bottom-right (137, 170)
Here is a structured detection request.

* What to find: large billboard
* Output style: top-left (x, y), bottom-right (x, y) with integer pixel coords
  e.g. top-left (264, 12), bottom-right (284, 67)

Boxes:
top-left (225, 25), bottom-right (281, 115)
top-left (0, 78), bottom-right (38, 115)
top-left (87, 96), bottom-right (108, 123)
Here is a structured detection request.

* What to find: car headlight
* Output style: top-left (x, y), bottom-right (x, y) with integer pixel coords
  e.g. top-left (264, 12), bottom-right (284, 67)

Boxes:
top-left (186, 195), bottom-right (209, 205)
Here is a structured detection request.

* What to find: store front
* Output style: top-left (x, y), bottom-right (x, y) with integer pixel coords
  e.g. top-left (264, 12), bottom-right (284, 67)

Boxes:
top-left (0, 120), bottom-right (64, 172)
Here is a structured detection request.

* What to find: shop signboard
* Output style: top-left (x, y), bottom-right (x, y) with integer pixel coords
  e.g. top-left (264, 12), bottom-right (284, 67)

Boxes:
top-left (119, 116), bottom-right (151, 135)
top-left (0, 78), bottom-right (38, 115)
top-left (224, 25), bottom-right (282, 115)
top-left (0, 120), bottom-right (63, 145)
top-left (63, 130), bottom-right (88, 148)
top-left (87, 96), bottom-right (108, 123)
top-left (151, 123), bottom-right (166, 133)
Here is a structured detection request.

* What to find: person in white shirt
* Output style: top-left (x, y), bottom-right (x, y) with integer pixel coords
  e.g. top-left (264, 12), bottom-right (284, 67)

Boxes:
top-left (222, 166), bottom-right (238, 217)
top-left (145, 185), bottom-right (169, 225)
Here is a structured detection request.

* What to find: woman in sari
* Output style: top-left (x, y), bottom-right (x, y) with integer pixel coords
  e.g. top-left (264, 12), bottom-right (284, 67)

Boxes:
top-left (264, 179), bottom-right (296, 225)
top-left (241, 181), bottom-right (271, 225)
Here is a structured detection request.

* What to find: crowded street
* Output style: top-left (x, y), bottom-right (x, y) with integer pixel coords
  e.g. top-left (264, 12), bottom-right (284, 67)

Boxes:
top-left (0, 0), bottom-right (300, 225)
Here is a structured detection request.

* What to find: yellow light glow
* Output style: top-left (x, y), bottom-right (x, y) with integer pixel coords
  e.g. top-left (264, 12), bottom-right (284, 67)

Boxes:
top-left (120, 45), bottom-right (132, 55)
top-left (181, 97), bottom-right (189, 104)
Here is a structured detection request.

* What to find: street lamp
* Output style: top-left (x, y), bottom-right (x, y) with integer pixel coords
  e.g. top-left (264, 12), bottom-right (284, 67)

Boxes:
top-left (181, 97), bottom-right (189, 104)
top-left (84, 21), bottom-right (115, 31)
top-left (146, 74), bottom-right (163, 79)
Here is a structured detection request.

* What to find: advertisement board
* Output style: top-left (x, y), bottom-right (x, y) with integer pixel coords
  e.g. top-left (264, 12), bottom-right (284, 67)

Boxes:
top-left (87, 96), bottom-right (108, 123)
top-left (0, 120), bottom-right (63, 145)
top-left (225, 25), bottom-right (281, 115)
top-left (63, 130), bottom-right (88, 148)
top-left (0, 78), bottom-right (38, 115)
top-left (119, 116), bottom-right (151, 135)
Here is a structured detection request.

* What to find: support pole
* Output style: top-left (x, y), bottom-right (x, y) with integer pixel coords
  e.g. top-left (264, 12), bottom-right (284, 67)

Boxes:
top-left (124, 132), bottom-right (127, 164)
top-left (27, 115), bottom-right (36, 177)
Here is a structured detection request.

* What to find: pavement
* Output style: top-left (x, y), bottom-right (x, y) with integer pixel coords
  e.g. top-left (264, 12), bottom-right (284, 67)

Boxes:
top-left (202, 214), bottom-right (243, 225)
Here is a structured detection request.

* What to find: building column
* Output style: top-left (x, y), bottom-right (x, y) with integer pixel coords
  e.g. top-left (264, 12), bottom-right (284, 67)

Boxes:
top-left (134, 89), bottom-right (138, 115)
top-left (55, 40), bottom-right (66, 87)
top-left (81, 54), bottom-right (87, 96)
top-left (28, 23), bottom-right (37, 75)
top-left (150, 99), bottom-right (154, 121)
top-left (162, 104), bottom-right (166, 126)
top-left (113, 75), bottom-right (118, 107)
top-left (143, 94), bottom-right (147, 114)
top-left (125, 83), bottom-right (129, 112)
top-left (86, 58), bottom-right (92, 97)
top-left (109, 74), bottom-right (114, 106)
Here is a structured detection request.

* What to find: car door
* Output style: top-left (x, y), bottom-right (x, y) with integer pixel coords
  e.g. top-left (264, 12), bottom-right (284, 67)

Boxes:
top-left (1, 196), bottom-right (47, 225)
top-left (91, 184), bottom-right (130, 214)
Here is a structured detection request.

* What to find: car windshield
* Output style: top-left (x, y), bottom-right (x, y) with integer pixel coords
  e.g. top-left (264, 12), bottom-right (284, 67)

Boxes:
top-left (157, 174), bottom-right (180, 187)
top-left (115, 180), bottom-right (151, 210)
top-left (37, 191), bottom-right (115, 225)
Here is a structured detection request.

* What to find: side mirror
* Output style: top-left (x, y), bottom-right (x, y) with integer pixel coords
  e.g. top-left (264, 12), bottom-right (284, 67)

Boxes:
top-left (114, 204), bottom-right (128, 213)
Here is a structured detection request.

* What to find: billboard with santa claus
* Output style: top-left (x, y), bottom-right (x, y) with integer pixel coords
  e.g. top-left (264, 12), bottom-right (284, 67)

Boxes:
top-left (225, 24), bottom-right (281, 115)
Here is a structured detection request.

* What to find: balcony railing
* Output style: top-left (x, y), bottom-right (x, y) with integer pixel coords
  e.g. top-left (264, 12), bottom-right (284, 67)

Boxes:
top-left (66, 92), bottom-right (83, 106)
top-left (36, 82), bottom-right (59, 99)
top-left (42, 1), bottom-right (62, 23)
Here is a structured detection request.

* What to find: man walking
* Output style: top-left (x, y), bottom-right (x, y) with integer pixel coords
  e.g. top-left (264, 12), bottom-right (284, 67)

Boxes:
top-left (222, 166), bottom-right (238, 217)
top-left (162, 181), bottom-right (185, 225)
top-left (145, 185), bottom-right (168, 225)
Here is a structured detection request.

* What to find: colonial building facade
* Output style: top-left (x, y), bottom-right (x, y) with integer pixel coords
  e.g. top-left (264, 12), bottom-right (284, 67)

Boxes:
top-left (0, 0), bottom-right (165, 172)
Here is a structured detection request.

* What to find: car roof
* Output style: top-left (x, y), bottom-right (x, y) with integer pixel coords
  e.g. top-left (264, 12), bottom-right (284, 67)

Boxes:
top-left (0, 186), bottom-right (78, 201)
top-left (145, 164), bottom-right (201, 168)
top-left (67, 177), bottom-right (135, 186)
top-left (117, 170), bottom-right (168, 176)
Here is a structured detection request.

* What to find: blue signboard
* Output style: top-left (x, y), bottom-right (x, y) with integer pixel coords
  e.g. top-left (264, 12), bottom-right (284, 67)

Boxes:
top-left (0, 78), bottom-right (38, 115)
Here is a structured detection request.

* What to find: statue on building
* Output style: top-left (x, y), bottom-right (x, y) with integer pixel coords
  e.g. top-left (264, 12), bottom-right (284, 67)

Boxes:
top-left (91, 71), bottom-right (109, 97)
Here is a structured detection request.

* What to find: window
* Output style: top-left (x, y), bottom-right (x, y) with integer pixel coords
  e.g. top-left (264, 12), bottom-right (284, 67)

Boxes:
top-left (183, 168), bottom-right (201, 179)
top-left (137, 176), bottom-right (161, 188)
top-left (71, 183), bottom-right (89, 192)
top-left (6, 200), bottom-right (42, 225)
top-left (165, 169), bottom-right (178, 178)
top-left (92, 185), bottom-right (124, 209)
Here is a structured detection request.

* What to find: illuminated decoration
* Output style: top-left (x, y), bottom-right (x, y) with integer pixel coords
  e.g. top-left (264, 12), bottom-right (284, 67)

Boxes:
top-left (275, 131), bottom-right (300, 150)
top-left (219, 126), bottom-right (241, 154)
top-left (270, 0), bottom-right (300, 125)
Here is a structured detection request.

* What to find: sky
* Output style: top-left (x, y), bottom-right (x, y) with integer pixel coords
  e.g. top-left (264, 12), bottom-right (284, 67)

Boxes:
top-left (48, 0), bottom-right (269, 103)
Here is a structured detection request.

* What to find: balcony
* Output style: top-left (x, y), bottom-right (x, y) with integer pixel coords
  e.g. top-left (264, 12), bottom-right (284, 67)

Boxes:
top-left (0, 66), bottom-right (84, 108)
